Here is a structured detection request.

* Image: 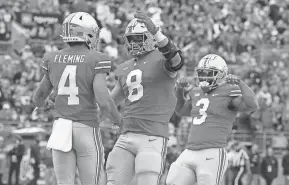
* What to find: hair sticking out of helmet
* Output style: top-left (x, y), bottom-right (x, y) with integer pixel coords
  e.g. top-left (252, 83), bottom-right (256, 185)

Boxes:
top-left (61, 12), bottom-right (100, 50)
top-left (124, 18), bottom-right (157, 56)
top-left (196, 54), bottom-right (228, 92)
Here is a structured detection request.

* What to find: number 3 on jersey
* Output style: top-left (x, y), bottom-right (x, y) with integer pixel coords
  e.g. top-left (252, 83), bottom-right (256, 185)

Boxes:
top-left (58, 65), bottom-right (79, 105)
top-left (126, 69), bottom-right (143, 102)
top-left (193, 98), bottom-right (210, 125)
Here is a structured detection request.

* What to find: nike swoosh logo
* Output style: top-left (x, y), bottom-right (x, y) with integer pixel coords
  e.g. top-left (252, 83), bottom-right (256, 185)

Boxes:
top-left (144, 61), bottom-right (148, 64)
top-left (123, 67), bottom-right (128, 71)
top-left (148, 139), bottom-right (157, 142)
top-left (212, 94), bottom-right (218, 96)
top-left (206, 158), bottom-right (214, 160)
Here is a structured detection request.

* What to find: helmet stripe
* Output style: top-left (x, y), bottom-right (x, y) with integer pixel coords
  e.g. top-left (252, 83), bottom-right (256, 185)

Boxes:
top-left (66, 13), bottom-right (77, 37)
top-left (62, 23), bottom-right (66, 37)
top-left (203, 56), bottom-right (210, 67)
top-left (65, 22), bottom-right (69, 37)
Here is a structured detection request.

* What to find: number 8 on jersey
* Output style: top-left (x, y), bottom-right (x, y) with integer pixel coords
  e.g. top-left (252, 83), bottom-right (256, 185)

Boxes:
top-left (126, 69), bottom-right (143, 102)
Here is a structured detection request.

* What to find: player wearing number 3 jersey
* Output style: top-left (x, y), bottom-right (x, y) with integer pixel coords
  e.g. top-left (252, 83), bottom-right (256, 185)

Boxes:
top-left (33, 12), bottom-right (122, 185)
top-left (166, 54), bottom-right (258, 185)
top-left (105, 12), bottom-right (184, 185)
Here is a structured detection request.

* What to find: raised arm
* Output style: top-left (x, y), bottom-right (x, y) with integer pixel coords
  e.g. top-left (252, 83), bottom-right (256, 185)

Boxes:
top-left (134, 12), bottom-right (184, 77)
top-left (175, 78), bottom-right (193, 117)
top-left (226, 74), bottom-right (258, 112)
top-left (156, 33), bottom-right (184, 77)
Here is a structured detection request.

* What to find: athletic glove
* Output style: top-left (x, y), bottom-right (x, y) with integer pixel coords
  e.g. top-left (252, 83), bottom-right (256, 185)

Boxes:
top-left (134, 12), bottom-right (159, 35)
top-left (225, 74), bottom-right (241, 85)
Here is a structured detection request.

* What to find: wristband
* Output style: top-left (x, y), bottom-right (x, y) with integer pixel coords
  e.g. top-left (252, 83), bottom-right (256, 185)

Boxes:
top-left (154, 31), bottom-right (167, 43)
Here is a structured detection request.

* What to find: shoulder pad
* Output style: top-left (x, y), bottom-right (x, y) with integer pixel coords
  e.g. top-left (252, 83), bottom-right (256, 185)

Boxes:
top-left (114, 59), bottom-right (135, 77)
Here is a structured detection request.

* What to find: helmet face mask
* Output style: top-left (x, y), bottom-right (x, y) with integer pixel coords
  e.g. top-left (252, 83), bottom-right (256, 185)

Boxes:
top-left (197, 68), bottom-right (218, 86)
top-left (124, 33), bottom-right (147, 56)
top-left (124, 18), bottom-right (156, 56)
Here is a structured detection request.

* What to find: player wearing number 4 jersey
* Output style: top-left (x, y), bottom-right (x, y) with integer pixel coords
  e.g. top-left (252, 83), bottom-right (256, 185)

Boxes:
top-left (105, 12), bottom-right (184, 185)
top-left (166, 54), bottom-right (258, 185)
top-left (33, 12), bottom-right (122, 185)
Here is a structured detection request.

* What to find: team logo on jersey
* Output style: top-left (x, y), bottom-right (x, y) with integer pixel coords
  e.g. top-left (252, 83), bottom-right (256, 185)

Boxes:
top-left (194, 93), bottom-right (200, 96)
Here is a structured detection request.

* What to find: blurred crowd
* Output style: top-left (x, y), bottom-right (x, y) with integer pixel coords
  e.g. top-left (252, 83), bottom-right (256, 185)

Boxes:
top-left (0, 0), bottom-right (287, 132)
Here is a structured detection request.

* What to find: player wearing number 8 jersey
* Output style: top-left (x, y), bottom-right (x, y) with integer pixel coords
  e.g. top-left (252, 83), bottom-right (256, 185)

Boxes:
top-left (166, 54), bottom-right (258, 185)
top-left (33, 12), bottom-right (122, 185)
top-left (105, 12), bottom-right (184, 185)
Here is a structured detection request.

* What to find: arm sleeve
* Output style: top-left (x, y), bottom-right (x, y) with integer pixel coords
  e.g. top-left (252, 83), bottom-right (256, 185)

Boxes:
top-left (229, 85), bottom-right (242, 97)
top-left (94, 54), bottom-right (112, 74)
top-left (227, 85), bottom-right (242, 110)
top-left (41, 53), bottom-right (49, 76)
top-left (159, 39), bottom-right (184, 72)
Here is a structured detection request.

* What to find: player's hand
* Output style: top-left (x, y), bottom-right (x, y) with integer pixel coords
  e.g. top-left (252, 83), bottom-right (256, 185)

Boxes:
top-left (176, 78), bottom-right (190, 88)
top-left (176, 78), bottom-right (193, 97)
top-left (134, 12), bottom-right (159, 35)
top-left (111, 124), bottom-right (120, 130)
top-left (43, 99), bottom-right (55, 112)
top-left (112, 118), bottom-right (123, 130)
top-left (225, 74), bottom-right (241, 85)
top-left (35, 99), bottom-right (55, 113)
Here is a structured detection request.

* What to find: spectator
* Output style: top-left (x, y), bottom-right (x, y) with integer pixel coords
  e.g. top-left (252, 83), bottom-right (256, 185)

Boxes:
top-left (248, 144), bottom-right (262, 185)
top-left (227, 142), bottom-right (251, 185)
top-left (282, 147), bottom-right (289, 185)
top-left (0, 137), bottom-right (5, 185)
top-left (261, 147), bottom-right (278, 185)
top-left (41, 147), bottom-right (56, 185)
top-left (7, 138), bottom-right (25, 185)
top-left (29, 139), bottom-right (41, 185)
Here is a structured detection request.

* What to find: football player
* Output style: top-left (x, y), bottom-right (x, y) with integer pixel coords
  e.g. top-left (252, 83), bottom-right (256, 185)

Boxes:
top-left (166, 54), bottom-right (258, 185)
top-left (33, 12), bottom-right (122, 185)
top-left (105, 12), bottom-right (184, 185)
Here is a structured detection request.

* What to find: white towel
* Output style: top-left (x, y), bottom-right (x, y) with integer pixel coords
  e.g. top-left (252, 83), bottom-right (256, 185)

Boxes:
top-left (47, 118), bottom-right (73, 152)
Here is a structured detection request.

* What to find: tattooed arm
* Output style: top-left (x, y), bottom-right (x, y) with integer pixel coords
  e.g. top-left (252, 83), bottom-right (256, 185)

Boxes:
top-left (33, 75), bottom-right (53, 108)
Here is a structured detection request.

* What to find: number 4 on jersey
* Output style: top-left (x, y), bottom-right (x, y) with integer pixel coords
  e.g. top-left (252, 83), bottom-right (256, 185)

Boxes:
top-left (58, 65), bottom-right (79, 105)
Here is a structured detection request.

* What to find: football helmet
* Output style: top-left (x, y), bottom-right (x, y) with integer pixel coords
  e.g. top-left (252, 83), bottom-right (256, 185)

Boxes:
top-left (196, 54), bottom-right (228, 92)
top-left (61, 12), bottom-right (100, 50)
top-left (124, 18), bottom-right (156, 56)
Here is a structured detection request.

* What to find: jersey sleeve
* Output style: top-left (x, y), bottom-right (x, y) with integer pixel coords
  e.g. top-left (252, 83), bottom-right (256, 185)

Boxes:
top-left (229, 85), bottom-right (242, 97)
top-left (94, 54), bottom-right (112, 74)
top-left (41, 53), bottom-right (49, 76)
